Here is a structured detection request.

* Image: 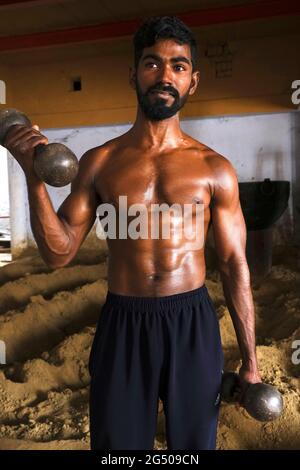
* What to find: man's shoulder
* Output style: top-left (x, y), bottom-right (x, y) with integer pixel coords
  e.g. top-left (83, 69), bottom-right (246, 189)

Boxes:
top-left (186, 136), bottom-right (234, 173)
top-left (79, 134), bottom-right (126, 173)
top-left (187, 137), bottom-right (238, 199)
top-left (83, 135), bottom-right (122, 160)
top-left (202, 147), bottom-right (238, 203)
top-left (72, 136), bottom-right (123, 187)
top-left (206, 148), bottom-right (235, 176)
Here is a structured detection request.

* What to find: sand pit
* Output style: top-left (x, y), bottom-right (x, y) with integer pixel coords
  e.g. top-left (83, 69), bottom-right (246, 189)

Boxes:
top-left (0, 246), bottom-right (299, 450)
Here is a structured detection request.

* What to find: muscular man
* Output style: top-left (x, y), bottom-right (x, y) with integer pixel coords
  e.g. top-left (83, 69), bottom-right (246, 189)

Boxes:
top-left (4, 16), bottom-right (261, 450)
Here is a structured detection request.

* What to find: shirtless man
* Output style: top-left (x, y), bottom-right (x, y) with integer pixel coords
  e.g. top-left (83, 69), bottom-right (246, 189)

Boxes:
top-left (3, 16), bottom-right (261, 450)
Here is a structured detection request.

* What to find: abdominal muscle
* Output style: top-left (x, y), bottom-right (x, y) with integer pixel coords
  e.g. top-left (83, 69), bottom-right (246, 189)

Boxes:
top-left (106, 236), bottom-right (207, 297)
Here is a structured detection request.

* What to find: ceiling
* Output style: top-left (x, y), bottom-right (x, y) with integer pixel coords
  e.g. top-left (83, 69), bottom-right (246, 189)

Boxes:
top-left (0, 0), bottom-right (299, 58)
top-left (0, 0), bottom-right (291, 37)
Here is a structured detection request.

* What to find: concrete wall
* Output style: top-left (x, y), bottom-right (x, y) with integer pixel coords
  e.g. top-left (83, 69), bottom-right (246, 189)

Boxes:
top-left (291, 111), bottom-right (300, 239)
top-left (7, 110), bottom-right (296, 257)
top-left (0, 148), bottom-right (10, 232)
top-left (1, 27), bottom-right (299, 129)
top-left (0, 75), bottom-right (10, 234)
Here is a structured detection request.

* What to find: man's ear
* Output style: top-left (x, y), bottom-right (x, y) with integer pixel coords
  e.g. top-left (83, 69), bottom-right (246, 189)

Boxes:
top-left (189, 70), bottom-right (200, 96)
top-left (129, 67), bottom-right (137, 90)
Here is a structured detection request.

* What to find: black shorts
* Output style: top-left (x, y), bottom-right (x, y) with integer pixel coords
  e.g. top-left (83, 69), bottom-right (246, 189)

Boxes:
top-left (88, 284), bottom-right (224, 450)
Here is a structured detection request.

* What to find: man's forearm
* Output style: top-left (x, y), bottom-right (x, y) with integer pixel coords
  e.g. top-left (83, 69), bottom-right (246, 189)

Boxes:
top-left (25, 173), bottom-right (72, 267)
top-left (219, 256), bottom-right (259, 371)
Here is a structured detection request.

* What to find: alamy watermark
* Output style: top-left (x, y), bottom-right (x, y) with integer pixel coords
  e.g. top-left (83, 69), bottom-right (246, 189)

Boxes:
top-left (291, 80), bottom-right (300, 105)
top-left (95, 196), bottom-right (205, 251)
top-left (0, 80), bottom-right (6, 104)
top-left (0, 340), bottom-right (6, 365)
top-left (291, 340), bottom-right (300, 365)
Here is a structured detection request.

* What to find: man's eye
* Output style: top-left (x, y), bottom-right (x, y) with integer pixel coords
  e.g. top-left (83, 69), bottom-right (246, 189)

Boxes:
top-left (175, 64), bottom-right (185, 71)
top-left (145, 62), bottom-right (158, 68)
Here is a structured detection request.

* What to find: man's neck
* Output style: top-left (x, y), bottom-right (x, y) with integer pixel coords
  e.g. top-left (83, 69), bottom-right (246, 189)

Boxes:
top-left (129, 107), bottom-right (185, 151)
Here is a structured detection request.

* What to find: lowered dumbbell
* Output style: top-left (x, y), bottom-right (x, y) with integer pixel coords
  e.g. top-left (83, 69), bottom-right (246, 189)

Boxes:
top-left (0, 108), bottom-right (79, 187)
top-left (221, 371), bottom-right (283, 422)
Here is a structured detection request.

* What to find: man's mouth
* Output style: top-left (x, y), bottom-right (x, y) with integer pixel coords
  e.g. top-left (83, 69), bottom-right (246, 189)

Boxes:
top-left (150, 90), bottom-right (174, 97)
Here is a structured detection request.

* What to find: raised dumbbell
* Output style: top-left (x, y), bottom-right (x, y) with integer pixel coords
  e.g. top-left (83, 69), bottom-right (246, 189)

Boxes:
top-left (0, 108), bottom-right (79, 187)
top-left (221, 371), bottom-right (283, 422)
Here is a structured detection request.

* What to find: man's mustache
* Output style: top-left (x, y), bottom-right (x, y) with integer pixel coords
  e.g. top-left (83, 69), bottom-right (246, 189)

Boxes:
top-left (147, 84), bottom-right (179, 99)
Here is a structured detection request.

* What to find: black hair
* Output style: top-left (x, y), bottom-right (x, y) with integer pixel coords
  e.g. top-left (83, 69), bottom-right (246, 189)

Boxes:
top-left (133, 16), bottom-right (198, 72)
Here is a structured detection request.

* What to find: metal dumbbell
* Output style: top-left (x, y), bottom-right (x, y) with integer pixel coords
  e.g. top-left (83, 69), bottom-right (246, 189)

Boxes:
top-left (0, 108), bottom-right (79, 187)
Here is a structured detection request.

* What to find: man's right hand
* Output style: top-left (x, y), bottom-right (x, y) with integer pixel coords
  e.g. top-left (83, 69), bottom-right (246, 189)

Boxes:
top-left (3, 123), bottom-right (49, 177)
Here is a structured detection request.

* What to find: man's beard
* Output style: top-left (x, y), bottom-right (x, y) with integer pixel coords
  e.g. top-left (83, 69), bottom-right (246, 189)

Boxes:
top-left (135, 79), bottom-right (190, 121)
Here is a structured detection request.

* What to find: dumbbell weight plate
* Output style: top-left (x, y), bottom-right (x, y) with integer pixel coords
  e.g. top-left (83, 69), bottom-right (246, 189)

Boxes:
top-left (34, 143), bottom-right (79, 187)
top-left (243, 383), bottom-right (284, 421)
top-left (0, 108), bottom-right (32, 145)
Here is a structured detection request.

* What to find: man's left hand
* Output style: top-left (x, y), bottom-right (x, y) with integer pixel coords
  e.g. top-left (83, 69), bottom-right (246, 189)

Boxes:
top-left (235, 364), bottom-right (262, 407)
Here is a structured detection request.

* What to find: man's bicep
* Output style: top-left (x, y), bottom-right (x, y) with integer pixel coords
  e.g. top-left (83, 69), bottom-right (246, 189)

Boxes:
top-left (57, 185), bottom-right (98, 239)
top-left (211, 163), bottom-right (246, 263)
top-left (57, 150), bottom-right (100, 249)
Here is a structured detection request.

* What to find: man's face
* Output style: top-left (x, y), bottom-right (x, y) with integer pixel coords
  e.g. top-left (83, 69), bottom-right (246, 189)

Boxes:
top-left (132, 39), bottom-right (199, 121)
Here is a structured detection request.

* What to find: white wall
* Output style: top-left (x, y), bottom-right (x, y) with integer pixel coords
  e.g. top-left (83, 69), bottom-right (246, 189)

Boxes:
top-left (8, 111), bottom-right (298, 256)
top-left (0, 147), bottom-right (10, 232)
top-left (182, 112), bottom-right (295, 245)
top-left (182, 113), bottom-right (293, 183)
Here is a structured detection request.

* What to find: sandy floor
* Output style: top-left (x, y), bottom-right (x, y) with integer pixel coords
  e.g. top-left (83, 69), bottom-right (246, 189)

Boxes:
top-left (0, 246), bottom-right (299, 450)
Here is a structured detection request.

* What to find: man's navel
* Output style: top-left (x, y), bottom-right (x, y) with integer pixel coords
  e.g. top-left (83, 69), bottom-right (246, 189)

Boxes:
top-left (148, 273), bottom-right (161, 281)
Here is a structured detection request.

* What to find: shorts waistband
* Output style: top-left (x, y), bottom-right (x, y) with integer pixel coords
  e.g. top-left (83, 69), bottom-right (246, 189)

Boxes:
top-left (105, 284), bottom-right (208, 311)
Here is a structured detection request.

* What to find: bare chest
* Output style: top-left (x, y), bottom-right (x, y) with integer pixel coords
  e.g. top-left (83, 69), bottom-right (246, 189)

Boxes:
top-left (95, 151), bottom-right (212, 212)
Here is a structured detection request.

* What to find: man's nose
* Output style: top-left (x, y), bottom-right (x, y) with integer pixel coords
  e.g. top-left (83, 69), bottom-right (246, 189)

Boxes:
top-left (158, 64), bottom-right (173, 84)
